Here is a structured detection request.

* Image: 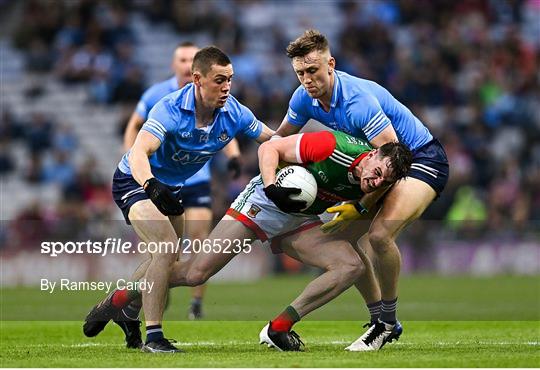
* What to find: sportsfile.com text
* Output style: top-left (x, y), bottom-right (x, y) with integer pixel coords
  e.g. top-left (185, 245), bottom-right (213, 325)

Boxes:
top-left (40, 238), bottom-right (253, 257)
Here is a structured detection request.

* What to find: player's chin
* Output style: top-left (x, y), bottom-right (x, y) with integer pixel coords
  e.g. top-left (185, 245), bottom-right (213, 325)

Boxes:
top-left (360, 184), bottom-right (373, 193)
top-left (306, 90), bottom-right (320, 98)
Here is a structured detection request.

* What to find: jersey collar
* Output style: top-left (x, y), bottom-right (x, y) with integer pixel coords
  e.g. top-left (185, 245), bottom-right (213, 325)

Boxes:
top-left (311, 71), bottom-right (341, 109)
top-left (180, 83), bottom-right (229, 114)
top-left (348, 152), bottom-right (369, 172)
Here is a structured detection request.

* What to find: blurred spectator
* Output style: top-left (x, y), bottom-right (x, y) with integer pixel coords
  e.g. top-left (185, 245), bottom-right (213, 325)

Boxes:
top-left (0, 139), bottom-right (15, 176)
top-left (42, 150), bottom-right (76, 187)
top-left (53, 124), bottom-right (78, 153)
top-left (10, 200), bottom-right (50, 250)
top-left (24, 112), bottom-right (54, 155)
top-left (24, 153), bottom-right (44, 184)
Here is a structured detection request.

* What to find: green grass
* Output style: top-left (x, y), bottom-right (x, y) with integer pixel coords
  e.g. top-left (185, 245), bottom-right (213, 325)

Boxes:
top-left (1, 274), bottom-right (539, 367)
top-left (2, 274), bottom-right (539, 321)
top-left (1, 321), bottom-right (538, 367)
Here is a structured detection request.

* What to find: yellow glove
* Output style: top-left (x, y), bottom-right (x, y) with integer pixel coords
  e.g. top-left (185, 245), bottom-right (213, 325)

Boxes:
top-left (320, 202), bottom-right (366, 234)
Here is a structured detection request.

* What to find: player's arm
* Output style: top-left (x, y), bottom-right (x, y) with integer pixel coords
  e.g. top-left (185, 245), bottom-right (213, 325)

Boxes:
top-left (222, 139), bottom-right (242, 179)
top-left (123, 111), bottom-right (145, 151)
top-left (369, 125), bottom-right (399, 148)
top-left (274, 115), bottom-right (302, 138)
top-left (129, 127), bottom-right (183, 216)
top-left (258, 134), bottom-right (306, 213)
top-left (222, 139), bottom-right (240, 158)
top-left (347, 94), bottom-right (399, 148)
top-left (274, 87), bottom-right (310, 138)
top-left (258, 134), bottom-right (301, 186)
top-left (128, 130), bottom-right (161, 187)
top-left (255, 122), bottom-right (275, 143)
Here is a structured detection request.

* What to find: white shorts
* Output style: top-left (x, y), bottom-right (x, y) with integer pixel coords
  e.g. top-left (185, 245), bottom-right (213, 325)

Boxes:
top-left (226, 175), bottom-right (322, 253)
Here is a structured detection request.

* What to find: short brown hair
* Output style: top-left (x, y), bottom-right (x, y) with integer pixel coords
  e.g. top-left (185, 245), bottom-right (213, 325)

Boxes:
top-left (176, 41), bottom-right (197, 49)
top-left (192, 46), bottom-right (231, 76)
top-left (286, 29), bottom-right (330, 59)
top-left (378, 142), bottom-right (413, 183)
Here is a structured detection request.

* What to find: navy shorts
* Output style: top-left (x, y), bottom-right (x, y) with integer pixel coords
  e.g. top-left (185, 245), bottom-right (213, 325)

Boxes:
top-left (181, 182), bottom-right (211, 209)
top-left (112, 168), bottom-right (182, 224)
top-left (409, 138), bottom-right (449, 195)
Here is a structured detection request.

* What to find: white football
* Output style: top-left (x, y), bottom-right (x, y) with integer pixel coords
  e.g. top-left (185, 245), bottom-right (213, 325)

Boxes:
top-left (275, 165), bottom-right (318, 210)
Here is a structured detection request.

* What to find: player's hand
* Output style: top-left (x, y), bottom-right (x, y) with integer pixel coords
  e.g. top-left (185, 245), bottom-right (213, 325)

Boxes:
top-left (227, 157), bottom-right (242, 179)
top-left (263, 184), bottom-right (307, 213)
top-left (144, 178), bottom-right (184, 216)
top-left (320, 203), bottom-right (364, 234)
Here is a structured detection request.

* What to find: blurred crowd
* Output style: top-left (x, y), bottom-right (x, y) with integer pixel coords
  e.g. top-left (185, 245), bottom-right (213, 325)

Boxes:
top-left (2, 0), bottom-right (539, 253)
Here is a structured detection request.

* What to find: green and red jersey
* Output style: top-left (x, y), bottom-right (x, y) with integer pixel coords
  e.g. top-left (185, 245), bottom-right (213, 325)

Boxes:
top-left (294, 131), bottom-right (373, 215)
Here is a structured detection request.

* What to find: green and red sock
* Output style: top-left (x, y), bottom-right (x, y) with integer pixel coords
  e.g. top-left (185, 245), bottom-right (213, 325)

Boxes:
top-left (270, 306), bottom-right (300, 332)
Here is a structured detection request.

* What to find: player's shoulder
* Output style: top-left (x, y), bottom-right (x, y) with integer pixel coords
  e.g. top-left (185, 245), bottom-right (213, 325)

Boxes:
top-left (148, 86), bottom-right (191, 128)
top-left (336, 71), bottom-right (375, 101)
top-left (142, 77), bottom-right (176, 101)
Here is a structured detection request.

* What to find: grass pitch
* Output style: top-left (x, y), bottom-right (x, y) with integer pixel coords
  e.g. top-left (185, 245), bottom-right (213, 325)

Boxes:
top-left (1, 274), bottom-right (539, 367)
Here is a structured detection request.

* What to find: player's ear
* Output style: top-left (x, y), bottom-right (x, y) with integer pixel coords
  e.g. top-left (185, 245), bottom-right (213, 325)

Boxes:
top-left (328, 56), bottom-right (336, 74)
top-left (193, 71), bottom-right (202, 87)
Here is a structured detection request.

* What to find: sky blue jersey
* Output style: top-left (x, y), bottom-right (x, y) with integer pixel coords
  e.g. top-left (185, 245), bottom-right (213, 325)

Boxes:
top-left (287, 70), bottom-right (432, 151)
top-left (119, 83), bottom-right (262, 187)
top-left (134, 76), bottom-right (209, 186)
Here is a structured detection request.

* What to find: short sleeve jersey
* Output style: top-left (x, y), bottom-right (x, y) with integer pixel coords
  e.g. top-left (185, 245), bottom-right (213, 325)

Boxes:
top-left (287, 70), bottom-right (433, 151)
top-left (293, 131), bottom-right (373, 215)
top-left (134, 76), bottom-right (209, 186)
top-left (119, 83), bottom-right (262, 187)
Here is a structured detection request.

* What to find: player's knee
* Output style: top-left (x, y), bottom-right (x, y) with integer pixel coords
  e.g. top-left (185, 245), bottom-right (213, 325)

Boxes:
top-left (341, 259), bottom-right (364, 284)
top-left (152, 252), bottom-right (177, 268)
top-left (368, 229), bottom-right (395, 254)
top-left (330, 256), bottom-right (364, 285)
top-left (185, 268), bottom-right (209, 287)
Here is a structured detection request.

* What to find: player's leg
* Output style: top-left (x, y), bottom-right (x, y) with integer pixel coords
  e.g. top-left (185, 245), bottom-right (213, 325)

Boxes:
top-left (369, 178), bottom-right (435, 308)
top-left (345, 178), bottom-right (436, 352)
top-left (183, 206), bottom-right (212, 320)
top-left (168, 215), bottom-right (257, 287)
top-left (128, 199), bottom-right (185, 352)
top-left (260, 226), bottom-right (365, 351)
top-left (351, 234), bottom-right (383, 320)
top-left (323, 215), bottom-right (384, 323)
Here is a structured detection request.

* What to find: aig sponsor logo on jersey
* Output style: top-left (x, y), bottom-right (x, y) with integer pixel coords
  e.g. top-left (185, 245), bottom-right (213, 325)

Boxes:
top-left (180, 132), bottom-right (192, 139)
top-left (172, 150), bottom-right (212, 164)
